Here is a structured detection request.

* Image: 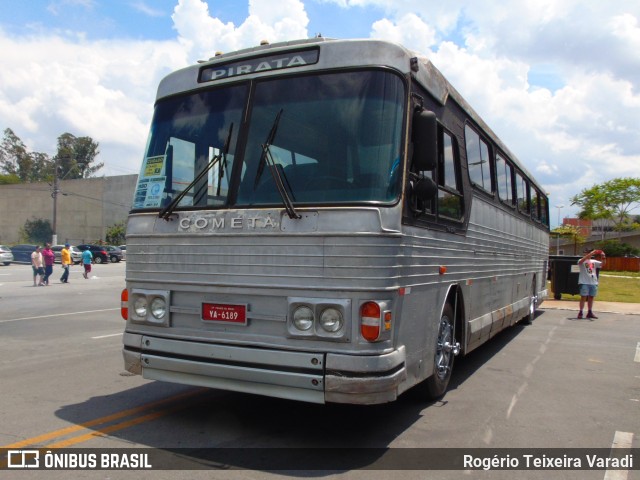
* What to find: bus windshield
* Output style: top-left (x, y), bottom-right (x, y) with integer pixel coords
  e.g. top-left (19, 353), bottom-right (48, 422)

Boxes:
top-left (133, 70), bottom-right (405, 211)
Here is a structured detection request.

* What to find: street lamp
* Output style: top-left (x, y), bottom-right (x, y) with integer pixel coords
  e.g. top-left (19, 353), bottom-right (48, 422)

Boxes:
top-left (556, 205), bottom-right (564, 255)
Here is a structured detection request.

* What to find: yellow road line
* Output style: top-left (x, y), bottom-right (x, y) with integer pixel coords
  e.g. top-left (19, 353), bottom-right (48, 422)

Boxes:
top-left (2, 388), bottom-right (205, 449)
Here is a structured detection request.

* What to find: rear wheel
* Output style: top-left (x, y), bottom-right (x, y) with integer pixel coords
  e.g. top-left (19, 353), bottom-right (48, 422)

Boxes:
top-left (424, 303), bottom-right (457, 399)
top-left (523, 278), bottom-right (538, 325)
top-left (94, 256), bottom-right (104, 264)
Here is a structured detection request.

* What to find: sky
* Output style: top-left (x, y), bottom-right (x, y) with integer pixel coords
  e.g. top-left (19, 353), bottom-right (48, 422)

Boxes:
top-left (0, 0), bottom-right (639, 225)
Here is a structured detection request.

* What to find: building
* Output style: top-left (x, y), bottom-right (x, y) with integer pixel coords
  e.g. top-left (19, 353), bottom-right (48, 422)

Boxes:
top-left (562, 218), bottom-right (592, 237)
top-left (0, 174), bottom-right (137, 245)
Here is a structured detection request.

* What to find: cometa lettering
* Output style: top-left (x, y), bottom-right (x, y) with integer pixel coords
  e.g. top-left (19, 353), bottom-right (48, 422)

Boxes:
top-left (180, 216), bottom-right (277, 231)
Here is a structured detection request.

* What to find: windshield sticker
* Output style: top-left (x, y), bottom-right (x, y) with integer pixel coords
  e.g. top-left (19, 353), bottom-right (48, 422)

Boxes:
top-left (143, 155), bottom-right (165, 178)
top-left (133, 177), bottom-right (166, 208)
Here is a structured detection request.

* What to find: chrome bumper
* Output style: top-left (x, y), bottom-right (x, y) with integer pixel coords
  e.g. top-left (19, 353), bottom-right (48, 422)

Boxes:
top-left (123, 332), bottom-right (406, 405)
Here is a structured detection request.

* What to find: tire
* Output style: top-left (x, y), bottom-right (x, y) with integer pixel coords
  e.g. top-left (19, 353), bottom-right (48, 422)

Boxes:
top-left (3, 262), bottom-right (9, 266)
top-left (110, 255), bottom-right (117, 263)
top-left (523, 279), bottom-right (538, 325)
top-left (94, 256), bottom-right (104, 264)
top-left (424, 303), bottom-right (457, 400)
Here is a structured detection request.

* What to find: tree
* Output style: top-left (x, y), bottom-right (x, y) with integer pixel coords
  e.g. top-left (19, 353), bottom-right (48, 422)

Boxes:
top-left (105, 221), bottom-right (126, 245)
top-left (571, 177), bottom-right (640, 236)
top-left (53, 133), bottom-right (103, 180)
top-left (0, 173), bottom-right (21, 184)
top-left (0, 128), bottom-right (103, 183)
top-left (20, 218), bottom-right (53, 244)
top-left (0, 128), bottom-right (50, 182)
top-left (595, 239), bottom-right (640, 257)
top-left (551, 224), bottom-right (585, 254)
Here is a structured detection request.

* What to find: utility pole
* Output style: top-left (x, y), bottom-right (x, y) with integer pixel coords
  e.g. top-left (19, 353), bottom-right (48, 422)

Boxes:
top-left (51, 156), bottom-right (60, 246)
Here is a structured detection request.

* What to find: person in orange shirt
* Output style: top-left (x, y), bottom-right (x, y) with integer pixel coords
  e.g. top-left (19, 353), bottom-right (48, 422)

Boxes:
top-left (60, 243), bottom-right (72, 283)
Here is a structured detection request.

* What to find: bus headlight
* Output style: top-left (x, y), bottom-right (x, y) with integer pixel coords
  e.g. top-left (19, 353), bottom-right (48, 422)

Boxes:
top-left (150, 297), bottom-right (167, 319)
top-left (293, 306), bottom-right (314, 331)
top-left (129, 289), bottom-right (171, 326)
top-left (320, 308), bottom-right (343, 332)
top-left (134, 296), bottom-right (148, 318)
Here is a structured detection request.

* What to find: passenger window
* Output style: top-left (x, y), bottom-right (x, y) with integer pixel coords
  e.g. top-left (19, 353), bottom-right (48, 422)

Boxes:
top-left (496, 154), bottom-right (513, 205)
top-left (437, 130), bottom-right (464, 220)
top-left (515, 172), bottom-right (530, 214)
top-left (540, 195), bottom-right (549, 226)
top-left (465, 125), bottom-right (493, 193)
top-left (531, 189), bottom-right (541, 221)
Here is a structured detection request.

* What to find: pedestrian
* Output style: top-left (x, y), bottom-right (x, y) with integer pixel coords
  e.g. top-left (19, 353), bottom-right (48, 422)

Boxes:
top-left (60, 243), bottom-right (72, 283)
top-left (31, 245), bottom-right (45, 286)
top-left (41, 243), bottom-right (55, 286)
top-left (82, 248), bottom-right (93, 279)
top-left (577, 249), bottom-right (606, 319)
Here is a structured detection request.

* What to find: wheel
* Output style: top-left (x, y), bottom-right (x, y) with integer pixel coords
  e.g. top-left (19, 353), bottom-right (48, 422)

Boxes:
top-left (523, 279), bottom-right (538, 325)
top-left (3, 262), bottom-right (9, 266)
top-left (110, 255), bottom-right (117, 263)
top-left (424, 303), bottom-right (458, 399)
top-left (94, 256), bottom-right (104, 264)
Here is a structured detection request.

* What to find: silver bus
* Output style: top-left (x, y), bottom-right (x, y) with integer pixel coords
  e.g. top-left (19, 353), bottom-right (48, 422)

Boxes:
top-left (121, 38), bottom-right (550, 404)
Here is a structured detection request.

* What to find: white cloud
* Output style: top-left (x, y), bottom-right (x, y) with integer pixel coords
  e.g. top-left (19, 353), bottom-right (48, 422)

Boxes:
top-left (371, 13), bottom-right (436, 48)
top-left (0, 30), bottom-right (187, 174)
top-left (172, 0), bottom-right (308, 59)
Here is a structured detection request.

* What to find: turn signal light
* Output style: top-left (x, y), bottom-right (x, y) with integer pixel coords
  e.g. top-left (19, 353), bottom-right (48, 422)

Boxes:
top-left (121, 288), bottom-right (129, 320)
top-left (360, 301), bottom-right (381, 342)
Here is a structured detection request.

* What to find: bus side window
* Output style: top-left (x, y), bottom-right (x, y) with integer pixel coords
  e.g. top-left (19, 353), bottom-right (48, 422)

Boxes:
top-left (465, 125), bottom-right (493, 193)
top-left (515, 171), bottom-right (530, 214)
top-left (496, 154), bottom-right (514, 206)
top-left (437, 130), bottom-right (464, 220)
top-left (540, 194), bottom-right (549, 226)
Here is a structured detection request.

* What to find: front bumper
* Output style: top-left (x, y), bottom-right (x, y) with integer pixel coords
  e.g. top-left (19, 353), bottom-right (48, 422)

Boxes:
top-left (123, 332), bottom-right (406, 405)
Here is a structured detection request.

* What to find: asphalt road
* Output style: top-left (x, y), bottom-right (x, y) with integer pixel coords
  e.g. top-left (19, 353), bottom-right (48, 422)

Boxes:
top-left (0, 261), bottom-right (638, 480)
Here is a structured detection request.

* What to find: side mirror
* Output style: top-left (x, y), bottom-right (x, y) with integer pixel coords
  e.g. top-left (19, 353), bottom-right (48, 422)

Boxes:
top-left (413, 176), bottom-right (438, 201)
top-left (412, 110), bottom-right (438, 171)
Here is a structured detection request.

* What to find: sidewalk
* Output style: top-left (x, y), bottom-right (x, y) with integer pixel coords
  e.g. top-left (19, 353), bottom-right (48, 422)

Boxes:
top-left (541, 299), bottom-right (640, 315)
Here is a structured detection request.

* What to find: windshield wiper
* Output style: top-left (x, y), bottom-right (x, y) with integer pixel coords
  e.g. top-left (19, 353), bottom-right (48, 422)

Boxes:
top-left (159, 123), bottom-right (234, 220)
top-left (254, 109), bottom-right (300, 220)
top-left (254, 109), bottom-right (282, 188)
top-left (261, 143), bottom-right (301, 219)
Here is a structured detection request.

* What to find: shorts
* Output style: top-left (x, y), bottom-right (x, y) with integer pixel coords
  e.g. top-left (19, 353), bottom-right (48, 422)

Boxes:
top-left (579, 284), bottom-right (598, 297)
top-left (32, 266), bottom-right (45, 275)
top-left (84, 264), bottom-right (92, 273)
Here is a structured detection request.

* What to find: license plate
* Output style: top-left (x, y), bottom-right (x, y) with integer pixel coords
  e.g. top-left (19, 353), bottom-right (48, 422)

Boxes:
top-left (202, 303), bottom-right (247, 325)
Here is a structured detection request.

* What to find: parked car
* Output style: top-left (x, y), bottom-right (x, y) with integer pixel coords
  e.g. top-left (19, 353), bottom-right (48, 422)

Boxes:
top-left (76, 244), bottom-right (109, 264)
top-left (119, 245), bottom-right (126, 260)
top-left (51, 245), bottom-right (82, 264)
top-left (0, 245), bottom-right (14, 265)
top-left (10, 244), bottom-right (39, 263)
top-left (104, 245), bottom-right (123, 263)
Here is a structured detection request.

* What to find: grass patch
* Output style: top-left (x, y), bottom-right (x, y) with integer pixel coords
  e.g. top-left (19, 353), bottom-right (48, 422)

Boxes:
top-left (550, 274), bottom-right (640, 303)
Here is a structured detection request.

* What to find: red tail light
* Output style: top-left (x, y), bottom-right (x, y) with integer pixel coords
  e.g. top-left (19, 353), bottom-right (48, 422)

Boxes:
top-left (360, 301), bottom-right (381, 342)
top-left (121, 289), bottom-right (129, 320)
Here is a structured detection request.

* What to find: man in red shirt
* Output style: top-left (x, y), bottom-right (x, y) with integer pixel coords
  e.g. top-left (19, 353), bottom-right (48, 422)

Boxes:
top-left (41, 243), bottom-right (55, 286)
